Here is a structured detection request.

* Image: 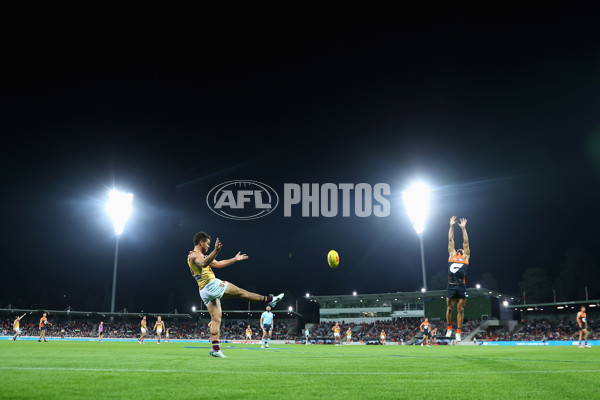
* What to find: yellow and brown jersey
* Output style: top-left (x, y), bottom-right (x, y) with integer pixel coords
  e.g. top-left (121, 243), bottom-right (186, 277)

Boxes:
top-left (333, 326), bottom-right (341, 334)
top-left (156, 321), bottom-right (164, 330)
top-left (188, 251), bottom-right (215, 289)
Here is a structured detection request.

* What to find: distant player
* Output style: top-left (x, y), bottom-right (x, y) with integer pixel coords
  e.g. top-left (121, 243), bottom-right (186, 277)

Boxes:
top-left (261, 306), bottom-right (274, 348)
top-left (380, 330), bottom-right (386, 345)
top-left (430, 326), bottom-right (438, 346)
top-left (332, 322), bottom-right (342, 346)
top-left (245, 325), bottom-right (252, 343)
top-left (138, 316), bottom-right (147, 344)
top-left (577, 306), bottom-right (591, 348)
top-left (12, 313), bottom-right (26, 341)
top-left (38, 313), bottom-right (52, 342)
top-left (305, 327), bottom-right (310, 345)
top-left (420, 318), bottom-right (431, 347)
top-left (346, 327), bottom-right (352, 344)
top-left (446, 216), bottom-right (470, 342)
top-left (154, 316), bottom-right (165, 344)
top-left (187, 231), bottom-right (284, 358)
top-left (98, 321), bottom-right (104, 342)
top-left (165, 328), bottom-right (170, 342)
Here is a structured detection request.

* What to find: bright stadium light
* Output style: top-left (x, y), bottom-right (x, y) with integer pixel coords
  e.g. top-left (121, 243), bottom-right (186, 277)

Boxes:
top-left (402, 182), bottom-right (430, 291)
top-left (106, 190), bottom-right (133, 235)
top-left (305, 292), bottom-right (310, 298)
top-left (503, 301), bottom-right (509, 307)
top-left (352, 291), bottom-right (357, 296)
top-left (421, 288), bottom-right (426, 293)
top-left (288, 306), bottom-right (293, 312)
top-left (476, 284), bottom-right (481, 289)
top-left (105, 189), bottom-right (133, 315)
top-left (192, 306), bottom-right (196, 312)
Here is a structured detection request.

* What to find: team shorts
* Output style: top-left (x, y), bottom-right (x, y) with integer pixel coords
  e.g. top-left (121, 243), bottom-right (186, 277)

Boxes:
top-left (199, 278), bottom-right (228, 306)
top-left (423, 329), bottom-right (429, 337)
top-left (14, 328), bottom-right (21, 334)
top-left (334, 333), bottom-right (340, 337)
top-left (157, 329), bottom-right (162, 334)
top-left (141, 328), bottom-right (147, 334)
top-left (263, 324), bottom-right (272, 332)
top-left (446, 285), bottom-right (467, 299)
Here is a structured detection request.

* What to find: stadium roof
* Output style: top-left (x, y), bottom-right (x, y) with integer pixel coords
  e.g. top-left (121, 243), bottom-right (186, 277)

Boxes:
top-left (309, 287), bottom-right (517, 305)
top-left (0, 307), bottom-right (301, 318)
top-left (508, 299), bottom-right (600, 311)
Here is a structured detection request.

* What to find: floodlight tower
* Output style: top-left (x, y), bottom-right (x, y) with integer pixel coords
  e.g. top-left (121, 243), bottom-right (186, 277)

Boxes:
top-left (106, 189), bottom-right (133, 314)
top-left (402, 182), bottom-right (430, 291)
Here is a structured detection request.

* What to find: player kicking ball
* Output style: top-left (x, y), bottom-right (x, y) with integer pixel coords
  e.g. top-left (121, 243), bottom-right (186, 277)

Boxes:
top-left (187, 231), bottom-right (284, 358)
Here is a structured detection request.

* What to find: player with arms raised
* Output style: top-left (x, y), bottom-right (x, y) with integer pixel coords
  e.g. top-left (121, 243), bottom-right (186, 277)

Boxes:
top-left (12, 313), bottom-right (26, 341)
top-left (577, 306), bottom-right (591, 348)
top-left (446, 216), bottom-right (470, 342)
top-left (188, 231), bottom-right (284, 358)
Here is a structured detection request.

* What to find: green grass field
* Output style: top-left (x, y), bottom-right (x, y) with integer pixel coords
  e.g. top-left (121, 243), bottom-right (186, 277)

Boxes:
top-left (0, 340), bottom-right (597, 399)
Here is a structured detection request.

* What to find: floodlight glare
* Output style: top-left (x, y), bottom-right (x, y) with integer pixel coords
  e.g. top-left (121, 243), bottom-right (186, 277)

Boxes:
top-left (192, 306), bottom-right (196, 312)
top-left (476, 284), bottom-right (481, 289)
top-left (106, 190), bottom-right (133, 235)
top-left (421, 288), bottom-right (426, 293)
top-left (503, 301), bottom-right (509, 307)
top-left (402, 182), bottom-right (430, 235)
top-left (288, 306), bottom-right (293, 311)
top-left (305, 293), bottom-right (310, 298)
top-left (106, 189), bottom-right (133, 317)
top-left (352, 291), bottom-right (357, 296)
top-left (402, 182), bottom-right (431, 291)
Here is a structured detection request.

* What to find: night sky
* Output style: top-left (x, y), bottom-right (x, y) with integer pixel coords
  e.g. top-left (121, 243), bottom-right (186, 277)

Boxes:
top-left (2, 12), bottom-right (599, 314)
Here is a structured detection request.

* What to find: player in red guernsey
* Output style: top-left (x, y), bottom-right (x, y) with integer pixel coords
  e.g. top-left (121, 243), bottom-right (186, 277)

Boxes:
top-left (446, 216), bottom-right (470, 342)
top-left (577, 306), bottom-right (591, 348)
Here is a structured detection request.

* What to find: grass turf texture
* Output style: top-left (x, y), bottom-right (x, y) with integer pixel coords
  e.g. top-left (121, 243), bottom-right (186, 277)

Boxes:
top-left (0, 341), bottom-right (597, 399)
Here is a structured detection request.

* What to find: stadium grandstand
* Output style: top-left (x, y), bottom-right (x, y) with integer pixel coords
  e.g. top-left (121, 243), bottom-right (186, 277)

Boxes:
top-left (0, 305), bottom-right (301, 342)
top-left (306, 288), bottom-right (599, 345)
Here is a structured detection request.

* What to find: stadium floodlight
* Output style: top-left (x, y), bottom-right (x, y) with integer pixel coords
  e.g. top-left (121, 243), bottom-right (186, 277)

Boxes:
top-left (352, 291), bottom-right (357, 296)
top-left (107, 190), bottom-right (133, 235)
top-left (288, 306), bottom-right (293, 312)
top-left (402, 182), bottom-right (430, 291)
top-left (305, 293), bottom-right (310, 298)
top-left (192, 306), bottom-right (196, 312)
top-left (503, 301), bottom-right (509, 307)
top-left (421, 288), bottom-right (426, 293)
top-left (476, 284), bottom-right (481, 289)
top-left (106, 189), bottom-right (133, 315)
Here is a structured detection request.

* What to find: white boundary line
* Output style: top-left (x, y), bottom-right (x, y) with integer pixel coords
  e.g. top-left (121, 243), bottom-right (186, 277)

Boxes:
top-left (1, 366), bottom-right (599, 375)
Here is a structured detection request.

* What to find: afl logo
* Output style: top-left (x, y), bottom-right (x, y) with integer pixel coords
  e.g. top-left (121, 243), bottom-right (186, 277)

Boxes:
top-left (206, 180), bottom-right (279, 220)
